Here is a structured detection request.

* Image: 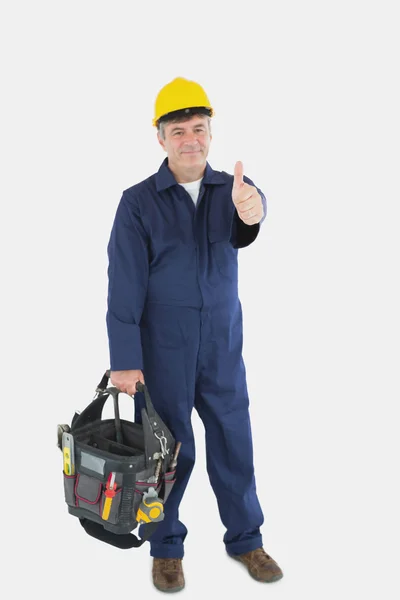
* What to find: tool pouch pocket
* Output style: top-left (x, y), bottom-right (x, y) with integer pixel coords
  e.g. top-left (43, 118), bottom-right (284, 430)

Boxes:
top-left (133, 480), bottom-right (162, 518)
top-left (162, 470), bottom-right (176, 504)
top-left (63, 472), bottom-right (77, 506)
top-left (75, 473), bottom-right (103, 516)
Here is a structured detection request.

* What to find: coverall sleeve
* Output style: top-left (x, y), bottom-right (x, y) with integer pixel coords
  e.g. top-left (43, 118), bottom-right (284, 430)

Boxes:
top-left (230, 174), bottom-right (267, 249)
top-left (106, 190), bottom-right (149, 371)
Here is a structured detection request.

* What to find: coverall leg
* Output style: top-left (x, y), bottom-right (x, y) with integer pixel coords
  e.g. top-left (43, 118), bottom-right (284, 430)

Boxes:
top-left (134, 302), bottom-right (264, 558)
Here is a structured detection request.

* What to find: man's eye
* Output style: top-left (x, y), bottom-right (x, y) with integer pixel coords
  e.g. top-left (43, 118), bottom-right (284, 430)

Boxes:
top-left (173, 129), bottom-right (204, 136)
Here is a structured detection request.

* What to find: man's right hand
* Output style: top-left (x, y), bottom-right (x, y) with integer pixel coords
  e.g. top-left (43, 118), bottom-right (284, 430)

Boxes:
top-left (110, 370), bottom-right (145, 396)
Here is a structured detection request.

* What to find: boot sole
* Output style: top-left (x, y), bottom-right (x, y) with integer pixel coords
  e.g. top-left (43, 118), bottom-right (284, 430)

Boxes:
top-left (153, 582), bottom-right (185, 593)
top-left (229, 554), bottom-right (283, 582)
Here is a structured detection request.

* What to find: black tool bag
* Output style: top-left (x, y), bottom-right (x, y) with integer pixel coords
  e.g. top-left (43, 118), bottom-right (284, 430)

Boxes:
top-left (58, 371), bottom-right (177, 549)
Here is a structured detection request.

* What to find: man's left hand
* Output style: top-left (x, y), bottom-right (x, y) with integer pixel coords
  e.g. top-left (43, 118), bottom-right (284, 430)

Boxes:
top-left (232, 161), bottom-right (264, 225)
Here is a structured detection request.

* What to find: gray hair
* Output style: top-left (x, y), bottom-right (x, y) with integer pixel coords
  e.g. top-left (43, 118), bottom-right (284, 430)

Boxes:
top-left (157, 115), bottom-right (211, 141)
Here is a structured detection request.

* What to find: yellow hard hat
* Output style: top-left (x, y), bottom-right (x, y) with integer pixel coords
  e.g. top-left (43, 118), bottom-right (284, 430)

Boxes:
top-left (153, 77), bottom-right (215, 127)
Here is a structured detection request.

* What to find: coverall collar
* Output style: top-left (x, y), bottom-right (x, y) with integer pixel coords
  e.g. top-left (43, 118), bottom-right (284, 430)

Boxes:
top-left (155, 157), bottom-right (225, 192)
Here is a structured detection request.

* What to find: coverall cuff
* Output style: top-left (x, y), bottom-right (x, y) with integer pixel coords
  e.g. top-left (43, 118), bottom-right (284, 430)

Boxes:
top-left (230, 210), bottom-right (261, 248)
top-left (225, 534), bottom-right (264, 557)
top-left (149, 542), bottom-right (185, 559)
top-left (107, 319), bottom-right (144, 371)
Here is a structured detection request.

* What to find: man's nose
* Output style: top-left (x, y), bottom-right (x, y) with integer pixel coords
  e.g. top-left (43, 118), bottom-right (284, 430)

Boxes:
top-left (182, 131), bottom-right (199, 143)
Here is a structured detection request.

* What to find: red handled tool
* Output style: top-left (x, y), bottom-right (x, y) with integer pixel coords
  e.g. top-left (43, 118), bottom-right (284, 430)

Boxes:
top-left (102, 471), bottom-right (117, 521)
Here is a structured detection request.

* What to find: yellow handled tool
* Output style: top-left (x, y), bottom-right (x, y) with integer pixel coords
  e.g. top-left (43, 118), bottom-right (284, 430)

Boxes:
top-left (62, 432), bottom-right (75, 475)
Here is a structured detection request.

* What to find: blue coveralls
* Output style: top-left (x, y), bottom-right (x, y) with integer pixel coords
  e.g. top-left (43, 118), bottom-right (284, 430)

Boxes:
top-left (106, 157), bottom-right (268, 558)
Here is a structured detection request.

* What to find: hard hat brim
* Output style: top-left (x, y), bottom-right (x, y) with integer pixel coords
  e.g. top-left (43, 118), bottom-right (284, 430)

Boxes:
top-left (154, 106), bottom-right (213, 128)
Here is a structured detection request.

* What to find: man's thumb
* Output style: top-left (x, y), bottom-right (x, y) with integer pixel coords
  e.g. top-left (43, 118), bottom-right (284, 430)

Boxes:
top-left (233, 161), bottom-right (244, 188)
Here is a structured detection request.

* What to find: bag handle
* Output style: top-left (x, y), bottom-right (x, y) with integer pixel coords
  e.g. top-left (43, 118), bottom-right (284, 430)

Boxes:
top-left (71, 371), bottom-right (158, 432)
top-left (96, 369), bottom-right (155, 417)
top-left (96, 370), bottom-right (156, 420)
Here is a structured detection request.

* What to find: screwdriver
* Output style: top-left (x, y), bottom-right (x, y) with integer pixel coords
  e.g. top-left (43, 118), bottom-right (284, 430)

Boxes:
top-left (169, 441), bottom-right (181, 470)
top-left (102, 471), bottom-right (117, 521)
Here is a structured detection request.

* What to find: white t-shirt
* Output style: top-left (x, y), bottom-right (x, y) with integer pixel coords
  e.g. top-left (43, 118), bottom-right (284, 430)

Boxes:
top-left (178, 177), bottom-right (203, 206)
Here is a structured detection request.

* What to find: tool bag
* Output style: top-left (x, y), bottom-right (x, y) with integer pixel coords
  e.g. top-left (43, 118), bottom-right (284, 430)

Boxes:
top-left (58, 371), bottom-right (178, 549)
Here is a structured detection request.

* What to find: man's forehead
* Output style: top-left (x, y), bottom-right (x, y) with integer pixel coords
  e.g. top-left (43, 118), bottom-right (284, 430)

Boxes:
top-left (166, 117), bottom-right (207, 131)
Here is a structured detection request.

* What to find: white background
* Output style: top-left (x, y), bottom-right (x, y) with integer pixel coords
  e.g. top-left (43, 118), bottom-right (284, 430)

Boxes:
top-left (2, 1), bottom-right (399, 598)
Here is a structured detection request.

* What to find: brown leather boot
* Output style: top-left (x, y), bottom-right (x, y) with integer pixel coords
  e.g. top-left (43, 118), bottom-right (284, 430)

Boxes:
top-left (152, 557), bottom-right (185, 593)
top-left (230, 547), bottom-right (283, 582)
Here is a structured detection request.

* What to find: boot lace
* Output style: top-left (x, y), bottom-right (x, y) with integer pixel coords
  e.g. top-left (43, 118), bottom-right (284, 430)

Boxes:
top-left (158, 558), bottom-right (181, 572)
top-left (253, 548), bottom-right (272, 565)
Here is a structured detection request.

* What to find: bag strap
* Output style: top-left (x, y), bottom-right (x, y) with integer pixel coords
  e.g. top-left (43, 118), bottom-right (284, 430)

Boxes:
top-left (79, 518), bottom-right (159, 549)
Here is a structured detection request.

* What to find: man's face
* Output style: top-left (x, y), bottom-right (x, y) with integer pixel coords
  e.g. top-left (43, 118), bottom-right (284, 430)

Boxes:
top-left (157, 115), bottom-right (212, 169)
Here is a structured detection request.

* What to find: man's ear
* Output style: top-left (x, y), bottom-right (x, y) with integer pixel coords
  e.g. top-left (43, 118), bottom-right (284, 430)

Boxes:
top-left (157, 133), bottom-right (166, 151)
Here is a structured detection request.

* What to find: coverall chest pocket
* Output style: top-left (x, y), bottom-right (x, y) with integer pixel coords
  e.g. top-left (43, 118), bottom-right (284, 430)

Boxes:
top-left (207, 227), bottom-right (238, 278)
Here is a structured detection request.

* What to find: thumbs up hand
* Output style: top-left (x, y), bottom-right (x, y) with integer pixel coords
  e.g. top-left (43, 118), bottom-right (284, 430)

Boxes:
top-left (232, 161), bottom-right (264, 225)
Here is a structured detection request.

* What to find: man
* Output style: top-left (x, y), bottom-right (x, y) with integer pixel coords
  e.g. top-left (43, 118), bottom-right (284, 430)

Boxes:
top-left (106, 77), bottom-right (283, 592)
